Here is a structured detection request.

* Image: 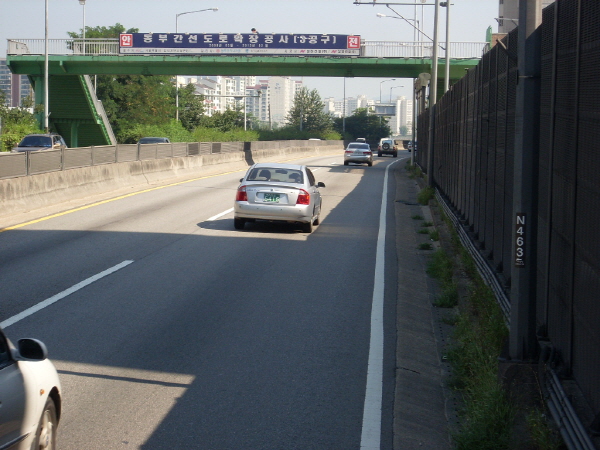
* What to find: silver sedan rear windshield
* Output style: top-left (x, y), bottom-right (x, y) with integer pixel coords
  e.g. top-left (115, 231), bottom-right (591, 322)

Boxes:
top-left (246, 167), bottom-right (304, 183)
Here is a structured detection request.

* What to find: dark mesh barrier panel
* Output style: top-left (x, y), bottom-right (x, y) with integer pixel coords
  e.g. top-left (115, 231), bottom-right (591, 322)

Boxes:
top-left (415, 0), bottom-right (600, 428)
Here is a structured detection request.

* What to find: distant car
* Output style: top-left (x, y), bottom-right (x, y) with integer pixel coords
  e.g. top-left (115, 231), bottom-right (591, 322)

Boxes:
top-left (377, 139), bottom-right (398, 158)
top-left (11, 133), bottom-right (67, 153)
top-left (137, 137), bottom-right (171, 144)
top-left (407, 141), bottom-right (417, 152)
top-left (234, 162), bottom-right (325, 233)
top-left (355, 137), bottom-right (367, 143)
top-left (0, 326), bottom-right (61, 450)
top-left (344, 142), bottom-right (373, 166)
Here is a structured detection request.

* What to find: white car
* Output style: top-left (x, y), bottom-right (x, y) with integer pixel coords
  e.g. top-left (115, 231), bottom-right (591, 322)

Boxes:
top-left (234, 163), bottom-right (325, 233)
top-left (0, 327), bottom-right (61, 450)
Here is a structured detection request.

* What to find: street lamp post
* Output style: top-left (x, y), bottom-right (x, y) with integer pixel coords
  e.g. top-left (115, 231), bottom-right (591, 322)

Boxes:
top-left (174, 7), bottom-right (218, 121)
top-left (441, 1), bottom-right (450, 92)
top-left (379, 79), bottom-right (396, 103)
top-left (44, 0), bottom-right (49, 132)
top-left (79, 0), bottom-right (86, 54)
top-left (389, 85), bottom-right (405, 102)
top-left (342, 77), bottom-right (346, 133)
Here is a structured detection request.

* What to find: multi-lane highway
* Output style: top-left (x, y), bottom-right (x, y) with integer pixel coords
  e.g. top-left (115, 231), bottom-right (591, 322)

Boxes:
top-left (1, 153), bottom-right (406, 449)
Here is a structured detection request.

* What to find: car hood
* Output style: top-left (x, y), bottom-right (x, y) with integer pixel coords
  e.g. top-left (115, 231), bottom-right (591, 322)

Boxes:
top-left (12, 146), bottom-right (50, 152)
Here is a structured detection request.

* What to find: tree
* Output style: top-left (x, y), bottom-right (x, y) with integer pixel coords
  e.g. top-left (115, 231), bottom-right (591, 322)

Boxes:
top-left (201, 108), bottom-right (246, 132)
top-left (178, 84), bottom-right (206, 132)
top-left (0, 90), bottom-right (42, 151)
top-left (334, 107), bottom-right (391, 143)
top-left (285, 87), bottom-right (333, 132)
top-left (67, 23), bottom-right (136, 41)
top-left (68, 24), bottom-right (176, 141)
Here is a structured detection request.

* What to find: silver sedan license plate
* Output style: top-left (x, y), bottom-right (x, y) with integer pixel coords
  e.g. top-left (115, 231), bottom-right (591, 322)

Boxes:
top-left (264, 193), bottom-right (280, 203)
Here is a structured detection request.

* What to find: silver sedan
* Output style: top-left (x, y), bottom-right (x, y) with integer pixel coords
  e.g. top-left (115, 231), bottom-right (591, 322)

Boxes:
top-left (233, 163), bottom-right (325, 233)
top-left (344, 142), bottom-right (373, 166)
top-left (0, 327), bottom-right (62, 450)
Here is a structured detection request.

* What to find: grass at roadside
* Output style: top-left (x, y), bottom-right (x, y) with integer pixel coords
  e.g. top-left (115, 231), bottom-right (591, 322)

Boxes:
top-left (415, 178), bottom-right (563, 450)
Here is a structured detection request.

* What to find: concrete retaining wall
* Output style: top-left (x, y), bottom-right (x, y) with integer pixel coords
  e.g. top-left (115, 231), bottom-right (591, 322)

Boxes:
top-left (0, 143), bottom-right (342, 218)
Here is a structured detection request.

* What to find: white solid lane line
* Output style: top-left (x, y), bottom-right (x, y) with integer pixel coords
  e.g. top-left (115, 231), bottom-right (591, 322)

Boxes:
top-left (1, 260), bottom-right (134, 329)
top-left (360, 159), bottom-right (400, 450)
top-left (208, 208), bottom-right (234, 221)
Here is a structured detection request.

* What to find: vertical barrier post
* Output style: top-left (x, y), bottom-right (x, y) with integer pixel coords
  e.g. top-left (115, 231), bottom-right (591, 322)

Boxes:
top-left (509, 0), bottom-right (542, 361)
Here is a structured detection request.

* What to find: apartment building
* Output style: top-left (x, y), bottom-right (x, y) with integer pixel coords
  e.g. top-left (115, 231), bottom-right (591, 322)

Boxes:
top-left (0, 58), bottom-right (32, 107)
top-left (498, 0), bottom-right (555, 33)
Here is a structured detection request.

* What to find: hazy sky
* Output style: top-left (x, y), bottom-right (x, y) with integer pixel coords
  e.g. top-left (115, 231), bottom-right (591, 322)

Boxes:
top-left (1, 0), bottom-right (499, 101)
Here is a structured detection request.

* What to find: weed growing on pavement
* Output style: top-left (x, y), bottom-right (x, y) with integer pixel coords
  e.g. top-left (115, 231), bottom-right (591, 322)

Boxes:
top-left (418, 229), bottom-right (429, 235)
top-left (427, 248), bottom-right (459, 308)
top-left (526, 408), bottom-right (564, 450)
top-left (418, 185), bottom-right (435, 205)
top-left (406, 162), bottom-right (423, 179)
top-left (418, 243), bottom-right (433, 250)
top-left (429, 229), bottom-right (440, 241)
top-left (411, 214), bottom-right (424, 220)
top-left (421, 221), bottom-right (433, 227)
top-left (442, 237), bottom-right (514, 449)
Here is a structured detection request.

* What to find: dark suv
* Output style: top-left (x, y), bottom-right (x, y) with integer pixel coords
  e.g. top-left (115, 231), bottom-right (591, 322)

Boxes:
top-left (377, 139), bottom-right (398, 157)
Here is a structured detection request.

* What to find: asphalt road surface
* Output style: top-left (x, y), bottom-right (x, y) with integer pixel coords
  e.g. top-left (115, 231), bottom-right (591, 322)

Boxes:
top-left (0, 153), bottom-right (406, 450)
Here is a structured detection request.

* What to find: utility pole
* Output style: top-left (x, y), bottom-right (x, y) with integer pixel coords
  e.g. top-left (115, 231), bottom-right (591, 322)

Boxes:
top-left (510, 0), bottom-right (542, 361)
top-left (426, 0), bottom-right (440, 186)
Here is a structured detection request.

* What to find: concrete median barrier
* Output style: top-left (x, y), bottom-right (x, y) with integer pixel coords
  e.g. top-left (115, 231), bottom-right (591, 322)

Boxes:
top-left (0, 143), bottom-right (342, 219)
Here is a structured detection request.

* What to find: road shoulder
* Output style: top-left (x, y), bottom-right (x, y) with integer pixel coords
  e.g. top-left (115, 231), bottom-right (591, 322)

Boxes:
top-left (391, 162), bottom-right (453, 449)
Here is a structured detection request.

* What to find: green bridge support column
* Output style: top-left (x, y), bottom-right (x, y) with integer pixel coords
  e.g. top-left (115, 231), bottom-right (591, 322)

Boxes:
top-left (70, 122), bottom-right (79, 148)
top-left (31, 75), bottom-right (45, 131)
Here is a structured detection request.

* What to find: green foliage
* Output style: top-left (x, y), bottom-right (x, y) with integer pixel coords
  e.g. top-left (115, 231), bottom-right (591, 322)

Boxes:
top-left (0, 90), bottom-right (43, 151)
top-left (200, 109), bottom-right (246, 132)
top-left (429, 229), bottom-right (440, 241)
top-left (526, 409), bottom-right (563, 450)
top-left (333, 107), bottom-right (392, 143)
top-left (418, 186), bottom-right (435, 205)
top-left (406, 162), bottom-right (423, 179)
top-left (443, 246), bottom-right (512, 448)
top-left (118, 120), bottom-right (194, 144)
top-left (68, 24), bottom-right (177, 140)
top-left (67, 23), bottom-right (138, 40)
top-left (257, 126), bottom-right (341, 141)
top-left (192, 127), bottom-right (259, 143)
top-left (427, 248), bottom-right (454, 281)
top-left (98, 74), bottom-right (175, 139)
top-left (178, 84), bottom-right (206, 132)
top-left (285, 87), bottom-right (334, 133)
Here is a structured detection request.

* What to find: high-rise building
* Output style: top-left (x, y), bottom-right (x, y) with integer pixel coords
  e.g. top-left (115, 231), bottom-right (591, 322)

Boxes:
top-left (246, 80), bottom-right (270, 127)
top-left (498, 0), bottom-right (555, 33)
top-left (268, 76), bottom-right (297, 127)
top-left (0, 59), bottom-right (32, 107)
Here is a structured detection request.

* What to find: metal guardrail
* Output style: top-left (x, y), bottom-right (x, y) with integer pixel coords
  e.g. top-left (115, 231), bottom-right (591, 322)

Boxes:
top-left (7, 39), bottom-right (488, 59)
top-left (0, 140), bottom-right (340, 180)
top-left (361, 40), bottom-right (488, 59)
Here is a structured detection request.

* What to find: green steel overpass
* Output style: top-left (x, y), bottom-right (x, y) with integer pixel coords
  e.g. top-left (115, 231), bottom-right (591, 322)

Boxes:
top-left (6, 39), bottom-right (486, 146)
